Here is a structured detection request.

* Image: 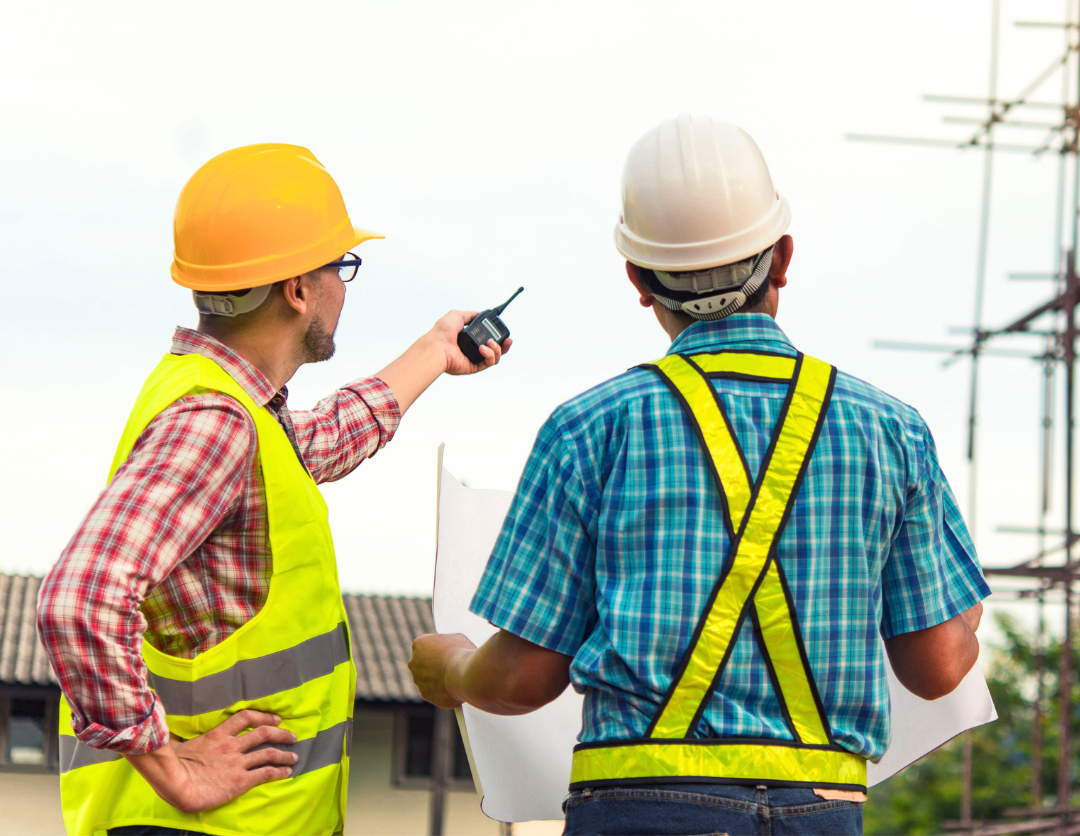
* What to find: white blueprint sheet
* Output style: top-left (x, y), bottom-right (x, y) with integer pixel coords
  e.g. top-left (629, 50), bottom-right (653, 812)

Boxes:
top-left (431, 451), bottom-right (997, 823)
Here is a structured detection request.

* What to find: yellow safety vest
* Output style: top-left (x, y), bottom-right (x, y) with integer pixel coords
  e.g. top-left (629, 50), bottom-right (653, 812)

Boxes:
top-left (58, 353), bottom-right (357, 836)
top-left (570, 351), bottom-right (867, 792)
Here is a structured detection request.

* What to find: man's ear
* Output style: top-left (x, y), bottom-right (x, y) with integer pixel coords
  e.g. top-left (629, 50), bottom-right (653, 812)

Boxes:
top-left (769, 235), bottom-right (793, 290)
top-left (625, 261), bottom-right (655, 308)
top-left (280, 273), bottom-right (316, 316)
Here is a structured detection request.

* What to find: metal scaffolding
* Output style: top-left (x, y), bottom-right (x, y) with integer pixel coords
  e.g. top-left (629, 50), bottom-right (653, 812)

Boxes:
top-left (851, 2), bottom-right (1080, 833)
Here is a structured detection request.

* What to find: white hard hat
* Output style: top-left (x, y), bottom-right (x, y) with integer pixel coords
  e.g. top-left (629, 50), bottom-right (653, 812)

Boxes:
top-left (614, 113), bottom-right (790, 272)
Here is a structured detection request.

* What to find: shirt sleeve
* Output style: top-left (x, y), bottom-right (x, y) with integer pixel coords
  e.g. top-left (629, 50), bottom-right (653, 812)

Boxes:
top-left (879, 421), bottom-right (991, 640)
top-left (290, 377), bottom-right (401, 484)
top-left (469, 418), bottom-right (598, 656)
top-left (37, 393), bottom-right (253, 754)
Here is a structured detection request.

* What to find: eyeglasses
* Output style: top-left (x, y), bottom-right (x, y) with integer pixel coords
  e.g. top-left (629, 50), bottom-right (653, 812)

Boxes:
top-left (322, 252), bottom-right (362, 282)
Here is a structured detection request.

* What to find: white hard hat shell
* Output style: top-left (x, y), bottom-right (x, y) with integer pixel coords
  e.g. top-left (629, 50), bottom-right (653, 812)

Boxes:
top-left (615, 113), bottom-right (791, 271)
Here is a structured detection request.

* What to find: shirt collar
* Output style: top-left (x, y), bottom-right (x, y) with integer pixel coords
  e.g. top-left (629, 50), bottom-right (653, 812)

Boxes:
top-left (666, 313), bottom-right (796, 357)
top-left (170, 327), bottom-right (283, 407)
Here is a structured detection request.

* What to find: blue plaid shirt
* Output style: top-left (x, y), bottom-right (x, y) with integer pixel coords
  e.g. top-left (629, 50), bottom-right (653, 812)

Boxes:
top-left (471, 314), bottom-right (990, 760)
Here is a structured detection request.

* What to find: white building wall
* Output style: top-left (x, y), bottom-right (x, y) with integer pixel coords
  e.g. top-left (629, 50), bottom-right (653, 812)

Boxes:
top-left (345, 711), bottom-right (500, 836)
top-left (0, 771), bottom-right (65, 835)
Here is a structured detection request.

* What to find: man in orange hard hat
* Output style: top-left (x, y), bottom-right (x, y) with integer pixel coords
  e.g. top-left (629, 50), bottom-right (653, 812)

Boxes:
top-left (38, 144), bottom-right (509, 836)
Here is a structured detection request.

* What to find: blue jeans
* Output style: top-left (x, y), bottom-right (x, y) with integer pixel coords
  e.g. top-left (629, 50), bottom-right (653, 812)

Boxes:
top-left (109, 828), bottom-right (204, 836)
top-left (562, 783), bottom-right (863, 836)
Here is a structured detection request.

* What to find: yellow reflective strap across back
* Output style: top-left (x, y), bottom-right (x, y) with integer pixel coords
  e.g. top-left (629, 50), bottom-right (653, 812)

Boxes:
top-left (652, 355), bottom-right (752, 530)
top-left (752, 562), bottom-right (829, 745)
top-left (646, 353), bottom-right (835, 743)
top-left (690, 352), bottom-right (797, 381)
top-left (571, 740), bottom-right (866, 789)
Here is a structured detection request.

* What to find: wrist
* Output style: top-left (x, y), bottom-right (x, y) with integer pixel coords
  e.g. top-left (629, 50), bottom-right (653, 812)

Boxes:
top-left (420, 329), bottom-right (451, 376)
top-left (442, 646), bottom-right (475, 704)
top-left (126, 738), bottom-right (178, 784)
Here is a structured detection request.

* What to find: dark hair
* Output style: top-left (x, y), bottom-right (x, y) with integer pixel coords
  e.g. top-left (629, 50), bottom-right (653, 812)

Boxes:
top-left (740, 274), bottom-right (772, 312)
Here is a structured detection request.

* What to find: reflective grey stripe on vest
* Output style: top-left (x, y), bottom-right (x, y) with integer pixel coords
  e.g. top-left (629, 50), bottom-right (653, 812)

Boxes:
top-left (149, 623), bottom-right (351, 716)
top-left (59, 718), bottom-right (354, 776)
top-left (59, 735), bottom-right (122, 772)
top-left (249, 718), bottom-right (353, 777)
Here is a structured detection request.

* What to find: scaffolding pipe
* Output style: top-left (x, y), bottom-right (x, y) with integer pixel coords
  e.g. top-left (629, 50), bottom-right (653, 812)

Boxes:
top-left (964, 5), bottom-right (1001, 827)
top-left (1059, 247), bottom-right (1078, 832)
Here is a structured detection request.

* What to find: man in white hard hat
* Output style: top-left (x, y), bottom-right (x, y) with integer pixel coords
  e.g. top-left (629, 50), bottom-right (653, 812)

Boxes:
top-left (408, 114), bottom-right (989, 835)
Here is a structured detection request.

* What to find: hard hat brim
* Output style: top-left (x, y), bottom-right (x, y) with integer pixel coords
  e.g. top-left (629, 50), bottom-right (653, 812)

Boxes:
top-left (350, 226), bottom-right (385, 247)
top-left (171, 224), bottom-right (385, 292)
top-left (615, 193), bottom-right (791, 272)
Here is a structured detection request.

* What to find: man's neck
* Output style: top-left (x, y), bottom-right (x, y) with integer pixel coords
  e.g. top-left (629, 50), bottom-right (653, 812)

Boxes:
top-left (660, 308), bottom-right (779, 344)
top-left (197, 325), bottom-right (301, 392)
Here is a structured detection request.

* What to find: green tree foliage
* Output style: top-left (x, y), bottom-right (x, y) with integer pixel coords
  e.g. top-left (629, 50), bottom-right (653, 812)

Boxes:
top-left (864, 612), bottom-right (1080, 835)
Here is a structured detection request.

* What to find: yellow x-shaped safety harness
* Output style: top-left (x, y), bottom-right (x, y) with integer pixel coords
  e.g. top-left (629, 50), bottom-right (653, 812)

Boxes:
top-left (569, 351), bottom-right (867, 792)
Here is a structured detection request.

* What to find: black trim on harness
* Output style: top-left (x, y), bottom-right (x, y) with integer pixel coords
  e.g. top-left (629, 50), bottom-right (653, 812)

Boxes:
top-left (681, 554), bottom-right (779, 738)
top-left (749, 603), bottom-right (801, 744)
top-left (756, 364), bottom-right (837, 745)
top-left (642, 355), bottom-right (802, 738)
top-left (572, 735), bottom-right (852, 751)
top-left (679, 355), bottom-right (807, 736)
top-left (568, 775), bottom-right (868, 792)
top-left (703, 371), bottom-right (796, 383)
top-left (685, 354), bottom-right (755, 497)
top-left (644, 362), bottom-right (740, 540)
top-left (681, 348), bottom-right (795, 359)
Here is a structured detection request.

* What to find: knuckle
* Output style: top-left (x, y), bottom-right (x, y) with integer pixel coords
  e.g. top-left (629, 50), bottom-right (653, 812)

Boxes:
top-left (252, 765), bottom-right (291, 783)
top-left (246, 726), bottom-right (272, 745)
top-left (249, 745), bottom-right (287, 764)
top-left (271, 727), bottom-right (296, 743)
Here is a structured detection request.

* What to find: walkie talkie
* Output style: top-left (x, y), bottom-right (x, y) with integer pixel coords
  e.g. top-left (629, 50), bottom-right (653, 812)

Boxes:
top-left (457, 287), bottom-right (524, 364)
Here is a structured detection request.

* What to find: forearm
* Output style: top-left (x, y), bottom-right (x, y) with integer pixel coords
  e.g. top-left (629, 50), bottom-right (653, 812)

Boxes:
top-left (443, 646), bottom-right (537, 716)
top-left (292, 378), bottom-right (401, 483)
top-left (373, 309), bottom-right (508, 417)
top-left (885, 607), bottom-right (981, 700)
top-left (376, 332), bottom-right (447, 416)
top-left (124, 737), bottom-right (182, 790)
top-left (439, 631), bottom-right (572, 715)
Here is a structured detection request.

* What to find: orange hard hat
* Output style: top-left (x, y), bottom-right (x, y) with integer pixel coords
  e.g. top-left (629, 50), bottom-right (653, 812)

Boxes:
top-left (171, 144), bottom-right (383, 292)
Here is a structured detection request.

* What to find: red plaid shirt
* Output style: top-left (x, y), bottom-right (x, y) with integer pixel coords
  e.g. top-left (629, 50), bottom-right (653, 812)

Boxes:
top-left (38, 328), bottom-right (400, 755)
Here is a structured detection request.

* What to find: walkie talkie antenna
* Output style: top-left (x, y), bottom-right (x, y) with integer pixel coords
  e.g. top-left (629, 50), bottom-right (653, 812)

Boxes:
top-left (493, 287), bottom-right (524, 315)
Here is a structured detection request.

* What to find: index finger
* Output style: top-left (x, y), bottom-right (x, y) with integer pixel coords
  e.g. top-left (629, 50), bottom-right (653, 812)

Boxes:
top-left (217, 709), bottom-right (282, 737)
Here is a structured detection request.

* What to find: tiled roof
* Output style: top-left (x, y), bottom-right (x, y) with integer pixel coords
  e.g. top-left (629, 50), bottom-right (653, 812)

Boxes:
top-left (0, 574), bottom-right (56, 687)
top-left (0, 573), bottom-right (434, 704)
top-left (345, 593), bottom-right (434, 704)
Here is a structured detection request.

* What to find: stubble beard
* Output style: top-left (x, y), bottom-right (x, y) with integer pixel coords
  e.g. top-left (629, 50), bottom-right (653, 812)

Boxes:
top-left (301, 314), bottom-right (337, 363)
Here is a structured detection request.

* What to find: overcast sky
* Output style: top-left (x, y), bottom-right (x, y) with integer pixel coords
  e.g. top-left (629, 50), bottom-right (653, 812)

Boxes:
top-left (2, 1), bottom-right (1075, 638)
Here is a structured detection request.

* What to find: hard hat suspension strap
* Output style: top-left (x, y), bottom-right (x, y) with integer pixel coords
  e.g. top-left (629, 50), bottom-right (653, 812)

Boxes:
top-left (192, 283), bottom-right (274, 317)
top-left (646, 245), bottom-right (774, 322)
